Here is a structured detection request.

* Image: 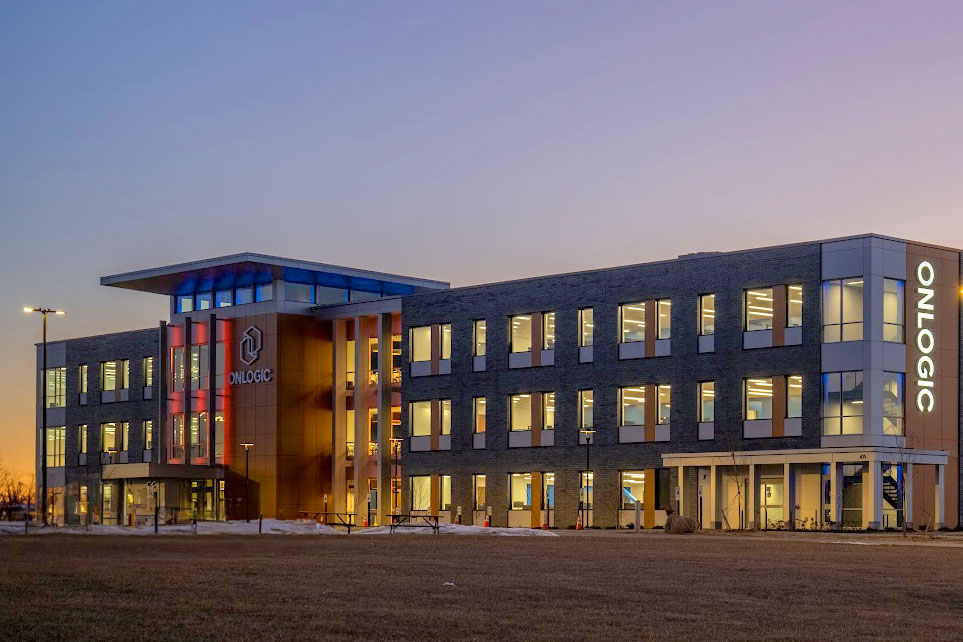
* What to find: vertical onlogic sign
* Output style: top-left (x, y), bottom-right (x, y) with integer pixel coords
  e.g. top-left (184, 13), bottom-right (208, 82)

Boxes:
top-left (916, 260), bottom-right (936, 412)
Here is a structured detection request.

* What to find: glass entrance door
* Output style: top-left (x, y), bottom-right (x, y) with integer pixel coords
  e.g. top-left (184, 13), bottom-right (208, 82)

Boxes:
top-left (760, 479), bottom-right (784, 529)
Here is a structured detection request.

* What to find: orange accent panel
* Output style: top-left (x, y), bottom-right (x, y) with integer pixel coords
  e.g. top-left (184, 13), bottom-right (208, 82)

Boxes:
top-left (644, 301), bottom-right (656, 357)
top-left (430, 325), bottom-right (440, 375)
top-left (531, 312), bottom-right (542, 367)
top-left (772, 375), bottom-right (786, 437)
top-left (772, 286), bottom-right (786, 347)
top-left (430, 399), bottom-right (440, 451)
top-left (643, 469), bottom-right (656, 528)
top-left (530, 472), bottom-right (542, 527)
top-left (531, 393), bottom-right (542, 447)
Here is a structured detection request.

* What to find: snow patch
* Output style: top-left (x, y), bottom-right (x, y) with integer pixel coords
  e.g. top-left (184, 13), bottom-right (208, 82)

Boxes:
top-left (358, 524), bottom-right (557, 536)
top-left (0, 520), bottom-right (343, 536)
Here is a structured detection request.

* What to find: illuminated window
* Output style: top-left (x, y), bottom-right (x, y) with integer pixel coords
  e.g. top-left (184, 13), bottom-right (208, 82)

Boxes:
top-left (143, 420), bottom-right (154, 450)
top-left (579, 472), bottom-right (594, 511)
top-left (441, 323), bottom-right (451, 360)
top-left (883, 279), bottom-right (905, 343)
top-left (143, 357), bottom-right (154, 387)
top-left (745, 378), bottom-right (773, 420)
top-left (473, 320), bottom-right (487, 357)
top-left (440, 475), bottom-right (452, 511)
top-left (473, 474), bottom-right (487, 510)
top-left (509, 473), bottom-right (532, 510)
top-left (882, 372), bottom-right (904, 435)
top-left (619, 386), bottom-right (645, 426)
top-left (473, 397), bottom-right (486, 434)
top-left (78, 364), bottom-right (88, 395)
top-left (410, 476), bottom-right (430, 511)
top-left (101, 422), bottom-right (118, 452)
top-left (787, 285), bottom-right (803, 327)
top-left (822, 278), bottom-right (863, 342)
top-left (441, 399), bottom-right (451, 436)
top-left (656, 299), bottom-right (671, 339)
top-left (101, 360), bottom-right (129, 392)
top-left (171, 414), bottom-right (185, 457)
top-left (699, 294), bottom-right (715, 336)
top-left (176, 295), bottom-right (193, 313)
top-left (190, 345), bottom-right (209, 390)
top-left (822, 372), bottom-right (862, 436)
top-left (657, 385), bottom-right (671, 424)
top-left (745, 289), bottom-right (773, 331)
top-left (78, 424), bottom-right (87, 455)
top-left (171, 348), bottom-right (185, 393)
top-left (410, 326), bottom-right (431, 362)
top-left (542, 392), bottom-right (555, 430)
top-left (45, 427), bottom-right (65, 467)
top-left (787, 375), bottom-right (803, 418)
top-left (619, 302), bottom-right (645, 343)
top-left (409, 401), bottom-right (431, 437)
top-left (542, 312), bottom-right (556, 350)
top-left (195, 292), bottom-right (212, 311)
top-left (45, 368), bottom-right (66, 408)
top-left (510, 315), bottom-right (532, 353)
top-left (579, 390), bottom-right (594, 428)
top-left (190, 412), bottom-right (208, 458)
top-left (620, 471), bottom-right (644, 510)
top-left (699, 381), bottom-right (715, 423)
top-left (510, 394), bottom-right (532, 432)
top-left (215, 289), bottom-right (232, 307)
top-left (579, 308), bottom-right (594, 347)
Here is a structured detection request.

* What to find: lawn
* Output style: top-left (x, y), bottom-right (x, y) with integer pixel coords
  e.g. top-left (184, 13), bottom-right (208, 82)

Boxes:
top-left (1, 532), bottom-right (962, 642)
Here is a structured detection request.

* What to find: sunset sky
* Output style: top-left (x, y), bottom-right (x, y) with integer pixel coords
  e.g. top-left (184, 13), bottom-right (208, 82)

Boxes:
top-left (3, 1), bottom-right (963, 471)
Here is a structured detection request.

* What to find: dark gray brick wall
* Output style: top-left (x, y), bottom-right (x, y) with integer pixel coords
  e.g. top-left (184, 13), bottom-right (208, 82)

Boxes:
top-left (400, 242), bottom-right (823, 527)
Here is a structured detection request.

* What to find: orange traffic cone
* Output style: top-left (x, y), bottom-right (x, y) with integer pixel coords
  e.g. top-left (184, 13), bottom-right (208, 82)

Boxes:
top-left (484, 514), bottom-right (491, 527)
top-left (362, 516), bottom-right (369, 528)
top-left (541, 517), bottom-right (549, 530)
top-left (576, 515), bottom-right (583, 530)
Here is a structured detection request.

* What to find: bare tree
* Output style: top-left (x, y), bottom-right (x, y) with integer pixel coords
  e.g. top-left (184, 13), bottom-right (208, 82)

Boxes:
top-left (0, 454), bottom-right (35, 521)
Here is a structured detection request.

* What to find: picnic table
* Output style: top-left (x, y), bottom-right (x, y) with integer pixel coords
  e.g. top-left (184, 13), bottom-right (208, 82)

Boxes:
top-left (389, 513), bottom-right (440, 534)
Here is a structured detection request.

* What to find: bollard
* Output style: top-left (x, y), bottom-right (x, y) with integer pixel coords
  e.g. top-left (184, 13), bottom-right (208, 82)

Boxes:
top-left (154, 505), bottom-right (159, 535)
top-left (258, 514), bottom-right (263, 534)
top-left (191, 518), bottom-right (197, 535)
top-left (635, 500), bottom-right (642, 534)
top-left (24, 513), bottom-right (28, 535)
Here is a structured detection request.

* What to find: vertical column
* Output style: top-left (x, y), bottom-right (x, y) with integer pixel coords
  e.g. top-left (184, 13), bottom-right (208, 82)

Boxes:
top-left (708, 464), bottom-right (719, 529)
top-left (429, 400), bottom-right (441, 451)
top-left (903, 463), bottom-right (914, 530)
top-left (677, 466), bottom-right (685, 518)
top-left (772, 375), bottom-right (786, 438)
top-left (867, 459), bottom-right (883, 530)
top-left (429, 324), bottom-right (440, 375)
top-left (376, 312), bottom-right (392, 525)
top-left (531, 312), bottom-right (543, 366)
top-left (643, 385), bottom-right (656, 442)
top-left (352, 317), bottom-right (368, 521)
top-left (783, 462), bottom-right (795, 529)
top-left (530, 471), bottom-right (543, 528)
top-left (934, 463), bottom-right (945, 530)
top-left (830, 461), bottom-right (843, 529)
top-left (183, 317), bottom-right (192, 459)
top-left (530, 392), bottom-right (542, 447)
top-left (208, 313), bottom-right (217, 464)
top-left (747, 463), bottom-right (757, 530)
top-left (771, 285), bottom-right (786, 346)
top-left (429, 474), bottom-right (440, 515)
top-left (643, 468), bottom-right (656, 529)
top-left (331, 319), bottom-right (348, 514)
top-left (158, 321), bottom-right (168, 464)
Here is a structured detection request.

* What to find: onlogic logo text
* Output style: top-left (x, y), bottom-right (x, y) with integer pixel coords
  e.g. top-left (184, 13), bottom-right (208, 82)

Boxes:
top-left (230, 325), bottom-right (273, 385)
top-left (916, 261), bottom-right (936, 412)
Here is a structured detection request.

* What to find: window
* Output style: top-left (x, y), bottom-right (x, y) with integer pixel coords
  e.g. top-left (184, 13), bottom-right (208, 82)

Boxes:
top-left (822, 278), bottom-right (863, 342)
top-left (699, 294), bottom-right (715, 336)
top-left (176, 295), bottom-right (193, 313)
top-left (171, 414), bottom-right (185, 456)
top-left (101, 360), bottom-right (129, 391)
top-left (621, 471), bottom-right (645, 509)
top-left (285, 282), bottom-right (314, 303)
top-left (215, 289), bottom-right (232, 308)
top-left (882, 372), bottom-right (904, 435)
top-left (409, 401), bottom-right (431, 437)
top-left (619, 386), bottom-right (645, 426)
top-left (510, 473), bottom-right (532, 510)
top-left (656, 299), bottom-right (671, 339)
top-left (542, 392), bottom-right (555, 430)
top-left (579, 308), bottom-right (594, 347)
top-left (699, 382), bottom-right (715, 422)
top-left (619, 302), bottom-right (645, 343)
top-left (657, 385), bottom-right (671, 424)
top-left (745, 288), bottom-right (773, 331)
top-left (883, 279), bottom-right (905, 343)
top-left (143, 420), bottom-right (154, 450)
top-left (410, 326), bottom-right (431, 362)
top-left (171, 348), bottom-right (185, 393)
top-left (190, 412), bottom-right (208, 457)
top-left (101, 423), bottom-right (119, 452)
top-left (410, 476), bottom-right (430, 511)
top-left (143, 357), bottom-right (153, 387)
top-left (190, 345), bottom-right (209, 390)
top-left (473, 397), bottom-right (486, 433)
top-left (787, 285), bottom-right (803, 327)
top-left (255, 282), bottom-right (273, 302)
top-left (579, 390), bottom-right (594, 428)
top-left (192, 292), bottom-right (211, 311)
top-left (121, 422), bottom-right (130, 451)
top-left (440, 475), bottom-right (452, 511)
top-left (79, 425), bottom-right (87, 454)
top-left (579, 472), bottom-right (594, 511)
top-left (235, 286), bottom-right (254, 305)
top-left (510, 394), bottom-right (532, 431)
top-left (822, 372), bottom-right (863, 435)
top-left (473, 474), bottom-right (487, 510)
top-left (350, 290), bottom-right (382, 303)
top-left (316, 286), bottom-right (347, 305)
top-left (78, 364), bottom-right (88, 395)
top-left (441, 323), bottom-right (451, 360)
top-left (441, 399), bottom-right (451, 436)
top-left (745, 378), bottom-right (773, 420)
top-left (787, 375), bottom-right (803, 418)
top-left (45, 367), bottom-right (66, 408)
top-left (45, 427), bottom-right (65, 467)
top-left (542, 312), bottom-right (556, 350)
top-left (473, 320), bottom-right (487, 357)
top-left (510, 315), bottom-right (532, 353)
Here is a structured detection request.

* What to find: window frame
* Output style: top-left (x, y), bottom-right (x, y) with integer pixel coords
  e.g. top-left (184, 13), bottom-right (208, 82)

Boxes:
top-left (578, 308), bottom-right (594, 347)
top-left (619, 302), bottom-right (646, 344)
top-left (509, 314), bottom-right (533, 353)
top-left (473, 319), bottom-right (487, 357)
top-left (698, 381), bottom-right (715, 423)
top-left (821, 277), bottom-right (864, 343)
top-left (619, 385), bottom-right (646, 427)
top-left (699, 293), bottom-right (715, 336)
top-left (883, 278), bottom-right (905, 343)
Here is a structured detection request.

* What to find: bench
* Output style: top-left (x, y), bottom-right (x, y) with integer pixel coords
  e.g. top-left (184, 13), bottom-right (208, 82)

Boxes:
top-left (389, 514), bottom-right (440, 534)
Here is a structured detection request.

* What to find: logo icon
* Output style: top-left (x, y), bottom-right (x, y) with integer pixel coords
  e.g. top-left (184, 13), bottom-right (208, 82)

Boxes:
top-left (239, 326), bottom-right (263, 366)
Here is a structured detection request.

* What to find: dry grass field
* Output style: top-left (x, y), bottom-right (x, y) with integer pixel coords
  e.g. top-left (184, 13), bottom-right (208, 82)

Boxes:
top-left (2, 532), bottom-right (962, 642)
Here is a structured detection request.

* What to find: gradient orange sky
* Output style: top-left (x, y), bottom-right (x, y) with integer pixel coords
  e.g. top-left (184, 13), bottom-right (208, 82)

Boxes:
top-left (3, 1), bottom-right (963, 471)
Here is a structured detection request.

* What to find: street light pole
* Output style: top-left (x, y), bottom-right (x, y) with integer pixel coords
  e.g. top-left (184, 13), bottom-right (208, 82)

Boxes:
top-left (24, 307), bottom-right (65, 526)
top-left (579, 428), bottom-right (595, 529)
top-left (240, 442), bottom-right (254, 522)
